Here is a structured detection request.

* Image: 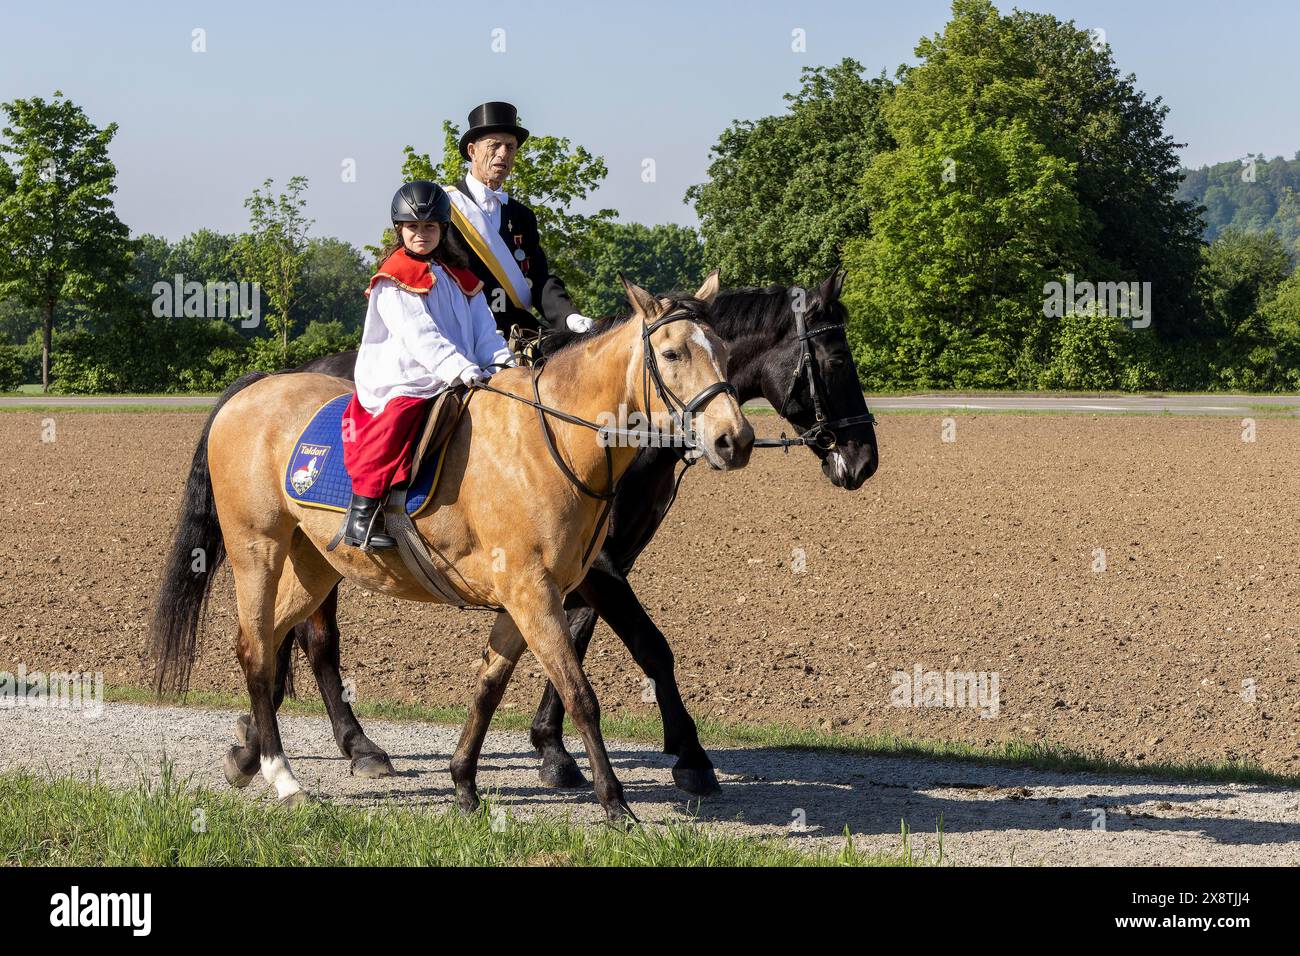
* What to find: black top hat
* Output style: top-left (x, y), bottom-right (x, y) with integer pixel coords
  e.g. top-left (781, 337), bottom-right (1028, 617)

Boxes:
top-left (459, 102), bottom-right (530, 160)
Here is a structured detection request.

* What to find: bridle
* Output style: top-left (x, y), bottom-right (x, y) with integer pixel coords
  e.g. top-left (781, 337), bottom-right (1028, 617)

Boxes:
top-left (757, 306), bottom-right (876, 452)
top-left (642, 306), bottom-right (739, 439)
top-left (476, 302), bottom-right (737, 565)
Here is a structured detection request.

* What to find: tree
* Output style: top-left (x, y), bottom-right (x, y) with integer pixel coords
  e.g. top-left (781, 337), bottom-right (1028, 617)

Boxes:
top-left (686, 58), bottom-right (895, 287)
top-left (1199, 229), bottom-right (1292, 339)
top-left (0, 92), bottom-right (133, 391)
top-left (1178, 154), bottom-right (1300, 259)
top-left (844, 0), bottom-right (1210, 387)
top-left (230, 176), bottom-right (313, 366)
top-left (569, 222), bottom-right (707, 316)
top-left (397, 121), bottom-right (615, 284)
top-left (297, 238), bottom-right (369, 332)
top-left (845, 117), bottom-right (1086, 388)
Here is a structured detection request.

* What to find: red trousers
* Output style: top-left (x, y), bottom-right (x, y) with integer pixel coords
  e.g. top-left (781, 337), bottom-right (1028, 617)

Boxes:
top-left (342, 394), bottom-right (429, 499)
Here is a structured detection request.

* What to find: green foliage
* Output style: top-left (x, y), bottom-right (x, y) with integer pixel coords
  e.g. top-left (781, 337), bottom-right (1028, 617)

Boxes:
top-left (1179, 153), bottom-right (1300, 259)
top-left (0, 767), bottom-right (903, 867)
top-left (240, 319), bottom-right (359, 374)
top-left (569, 221), bottom-right (707, 316)
top-left (49, 310), bottom-right (247, 394)
top-left (297, 238), bottom-right (369, 332)
top-left (846, 115), bottom-right (1086, 389)
top-left (229, 176), bottom-right (314, 366)
top-left (0, 91), bottom-right (134, 390)
top-left (0, 342), bottom-right (23, 390)
top-left (839, 0), bottom-right (1208, 388)
top-left (1198, 228), bottom-right (1292, 337)
top-left (687, 58), bottom-right (894, 287)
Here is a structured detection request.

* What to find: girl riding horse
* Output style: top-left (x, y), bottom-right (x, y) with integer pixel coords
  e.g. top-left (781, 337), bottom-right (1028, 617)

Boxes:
top-left (340, 180), bottom-right (514, 550)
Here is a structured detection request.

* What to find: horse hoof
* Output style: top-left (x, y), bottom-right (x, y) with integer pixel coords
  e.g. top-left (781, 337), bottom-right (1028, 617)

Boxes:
top-left (279, 790), bottom-right (312, 809)
top-left (234, 714), bottom-right (252, 748)
top-left (455, 786), bottom-right (480, 815)
top-left (350, 752), bottom-right (396, 778)
top-left (603, 801), bottom-right (639, 830)
top-left (672, 765), bottom-right (721, 797)
top-left (223, 748), bottom-right (254, 789)
top-left (538, 758), bottom-right (588, 789)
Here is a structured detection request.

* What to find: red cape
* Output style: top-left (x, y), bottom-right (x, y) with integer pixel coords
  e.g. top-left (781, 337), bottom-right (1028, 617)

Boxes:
top-left (367, 248), bottom-right (483, 297)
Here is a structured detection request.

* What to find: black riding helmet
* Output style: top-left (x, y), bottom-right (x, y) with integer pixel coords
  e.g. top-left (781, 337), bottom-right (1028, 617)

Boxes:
top-left (391, 180), bottom-right (451, 224)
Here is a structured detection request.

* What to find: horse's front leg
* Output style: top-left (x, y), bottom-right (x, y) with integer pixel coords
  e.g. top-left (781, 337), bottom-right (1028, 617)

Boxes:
top-left (530, 597), bottom-right (599, 789)
top-left (506, 582), bottom-right (632, 824)
top-left (449, 611), bottom-right (526, 813)
top-left (576, 561), bottom-right (719, 796)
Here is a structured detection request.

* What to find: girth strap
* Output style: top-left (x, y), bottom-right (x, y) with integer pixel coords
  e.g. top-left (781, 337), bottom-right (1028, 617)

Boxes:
top-left (384, 488), bottom-right (502, 611)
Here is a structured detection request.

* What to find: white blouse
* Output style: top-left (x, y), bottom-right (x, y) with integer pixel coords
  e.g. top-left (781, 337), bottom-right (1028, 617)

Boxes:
top-left (354, 262), bottom-right (513, 414)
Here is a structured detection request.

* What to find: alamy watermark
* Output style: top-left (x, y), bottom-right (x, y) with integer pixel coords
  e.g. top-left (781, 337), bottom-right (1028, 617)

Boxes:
top-left (596, 404), bottom-right (696, 448)
top-left (1042, 274), bottom-right (1151, 329)
top-left (1, 664), bottom-right (104, 718)
top-left (152, 274), bottom-right (261, 328)
top-left (890, 665), bottom-right (1000, 718)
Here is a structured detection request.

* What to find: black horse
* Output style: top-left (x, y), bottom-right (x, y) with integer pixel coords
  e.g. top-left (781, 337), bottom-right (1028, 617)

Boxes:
top-left (226, 268), bottom-right (878, 794)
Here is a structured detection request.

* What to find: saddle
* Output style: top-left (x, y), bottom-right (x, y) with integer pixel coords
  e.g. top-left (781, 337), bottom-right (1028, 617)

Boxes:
top-left (380, 386), bottom-right (479, 607)
top-left (285, 387), bottom-right (465, 517)
top-left (291, 387), bottom-right (479, 607)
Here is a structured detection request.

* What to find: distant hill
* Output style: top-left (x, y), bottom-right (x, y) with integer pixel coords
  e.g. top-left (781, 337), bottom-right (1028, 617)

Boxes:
top-left (1178, 153), bottom-right (1300, 259)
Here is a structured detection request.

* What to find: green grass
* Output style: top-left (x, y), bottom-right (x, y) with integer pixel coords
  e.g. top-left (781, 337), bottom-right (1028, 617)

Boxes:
top-left (104, 683), bottom-right (1300, 790)
top-left (0, 764), bottom-right (918, 866)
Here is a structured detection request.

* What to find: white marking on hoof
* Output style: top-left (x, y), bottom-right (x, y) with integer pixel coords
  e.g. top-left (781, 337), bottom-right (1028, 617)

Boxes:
top-left (260, 754), bottom-right (302, 800)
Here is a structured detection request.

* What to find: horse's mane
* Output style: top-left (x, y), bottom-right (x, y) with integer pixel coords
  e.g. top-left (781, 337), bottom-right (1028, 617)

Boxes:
top-left (543, 292), bottom-right (714, 357)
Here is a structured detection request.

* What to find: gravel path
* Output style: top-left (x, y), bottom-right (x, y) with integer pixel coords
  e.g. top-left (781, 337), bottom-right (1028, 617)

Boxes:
top-left (5, 701), bottom-right (1299, 865)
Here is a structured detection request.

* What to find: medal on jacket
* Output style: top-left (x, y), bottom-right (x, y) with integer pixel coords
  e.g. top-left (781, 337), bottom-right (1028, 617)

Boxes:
top-left (512, 233), bottom-right (528, 271)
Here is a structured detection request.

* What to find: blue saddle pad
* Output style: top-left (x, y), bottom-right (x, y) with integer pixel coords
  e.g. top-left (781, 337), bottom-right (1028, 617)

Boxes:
top-left (283, 394), bottom-right (451, 516)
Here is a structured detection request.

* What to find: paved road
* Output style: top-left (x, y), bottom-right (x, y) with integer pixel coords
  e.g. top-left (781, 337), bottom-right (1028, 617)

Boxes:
top-left (6, 701), bottom-right (1299, 865)
top-left (5, 393), bottom-right (1298, 415)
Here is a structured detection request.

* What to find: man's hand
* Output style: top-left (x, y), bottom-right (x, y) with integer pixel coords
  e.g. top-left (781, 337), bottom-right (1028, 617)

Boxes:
top-left (458, 365), bottom-right (490, 387)
top-left (565, 313), bottom-right (595, 333)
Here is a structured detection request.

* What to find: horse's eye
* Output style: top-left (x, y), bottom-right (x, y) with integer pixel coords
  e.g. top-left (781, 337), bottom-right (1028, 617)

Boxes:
top-left (661, 349), bottom-right (681, 362)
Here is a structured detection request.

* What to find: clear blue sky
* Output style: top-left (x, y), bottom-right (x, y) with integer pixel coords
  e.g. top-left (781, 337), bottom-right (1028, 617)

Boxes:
top-left (3, 0), bottom-right (1297, 249)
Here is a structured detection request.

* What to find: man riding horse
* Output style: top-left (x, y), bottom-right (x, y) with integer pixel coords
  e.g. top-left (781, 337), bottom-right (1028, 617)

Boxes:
top-left (446, 101), bottom-right (596, 342)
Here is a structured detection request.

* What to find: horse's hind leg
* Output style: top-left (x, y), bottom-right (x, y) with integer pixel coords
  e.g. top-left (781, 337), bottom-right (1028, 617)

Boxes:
top-left (224, 533), bottom-right (339, 805)
top-left (237, 586), bottom-right (397, 777)
top-left (296, 588), bottom-right (395, 778)
top-left (450, 612), bottom-right (526, 813)
top-left (234, 629), bottom-right (293, 751)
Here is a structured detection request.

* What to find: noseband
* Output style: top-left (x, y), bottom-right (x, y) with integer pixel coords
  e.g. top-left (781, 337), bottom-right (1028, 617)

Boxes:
top-left (758, 306), bottom-right (876, 451)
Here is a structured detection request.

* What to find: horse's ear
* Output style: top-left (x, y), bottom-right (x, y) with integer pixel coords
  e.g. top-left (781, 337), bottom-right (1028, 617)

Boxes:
top-left (619, 274), bottom-right (658, 316)
top-left (694, 269), bottom-right (721, 305)
top-left (820, 266), bottom-right (846, 303)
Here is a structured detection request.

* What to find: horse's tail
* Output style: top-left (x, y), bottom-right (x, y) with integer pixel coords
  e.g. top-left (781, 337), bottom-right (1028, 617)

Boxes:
top-left (151, 371), bottom-right (269, 694)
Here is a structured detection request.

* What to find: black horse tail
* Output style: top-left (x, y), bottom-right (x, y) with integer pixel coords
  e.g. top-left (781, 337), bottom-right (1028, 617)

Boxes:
top-left (151, 371), bottom-right (269, 694)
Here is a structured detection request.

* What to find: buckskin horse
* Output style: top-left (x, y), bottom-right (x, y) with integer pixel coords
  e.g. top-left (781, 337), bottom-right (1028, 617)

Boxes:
top-left (151, 275), bottom-right (752, 822)
top-left (209, 266), bottom-right (878, 797)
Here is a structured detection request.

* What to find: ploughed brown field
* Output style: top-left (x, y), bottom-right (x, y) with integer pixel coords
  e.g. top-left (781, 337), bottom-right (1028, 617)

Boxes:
top-left (2, 410), bottom-right (1297, 772)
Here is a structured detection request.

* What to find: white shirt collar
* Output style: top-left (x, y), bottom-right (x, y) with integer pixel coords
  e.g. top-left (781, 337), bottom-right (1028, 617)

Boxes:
top-left (465, 172), bottom-right (509, 209)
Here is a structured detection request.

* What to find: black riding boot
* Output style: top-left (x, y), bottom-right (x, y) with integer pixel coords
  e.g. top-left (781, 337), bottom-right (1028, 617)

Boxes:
top-left (342, 494), bottom-right (396, 550)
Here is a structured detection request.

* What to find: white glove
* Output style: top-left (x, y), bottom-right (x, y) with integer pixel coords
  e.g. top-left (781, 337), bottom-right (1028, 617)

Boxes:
top-left (458, 365), bottom-right (490, 387)
top-left (566, 313), bottom-right (595, 333)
